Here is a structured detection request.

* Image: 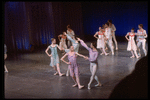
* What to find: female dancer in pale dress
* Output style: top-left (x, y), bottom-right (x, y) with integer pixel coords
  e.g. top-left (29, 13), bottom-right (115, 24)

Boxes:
top-left (77, 38), bottom-right (102, 89)
top-left (94, 27), bottom-right (108, 56)
top-left (63, 32), bottom-right (80, 76)
top-left (108, 20), bottom-right (118, 50)
top-left (61, 46), bottom-right (88, 89)
top-left (58, 32), bottom-right (67, 50)
top-left (125, 28), bottom-right (139, 59)
top-left (45, 38), bottom-right (65, 76)
top-left (67, 25), bottom-right (75, 48)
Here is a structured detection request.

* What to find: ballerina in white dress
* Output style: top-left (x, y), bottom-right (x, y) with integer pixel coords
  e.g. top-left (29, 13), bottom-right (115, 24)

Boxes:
top-left (125, 28), bottom-right (139, 59)
top-left (94, 27), bottom-right (108, 55)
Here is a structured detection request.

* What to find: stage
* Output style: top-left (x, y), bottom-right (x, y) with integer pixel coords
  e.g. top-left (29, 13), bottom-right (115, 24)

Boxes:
top-left (4, 42), bottom-right (147, 99)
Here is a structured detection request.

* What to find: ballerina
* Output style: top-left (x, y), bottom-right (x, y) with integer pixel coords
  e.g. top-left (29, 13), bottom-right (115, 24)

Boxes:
top-left (61, 46), bottom-right (88, 89)
top-left (45, 38), bottom-right (65, 76)
top-left (94, 27), bottom-right (108, 56)
top-left (77, 38), bottom-right (102, 89)
top-left (58, 32), bottom-right (67, 51)
top-left (63, 32), bottom-right (80, 76)
top-left (125, 28), bottom-right (139, 59)
top-left (4, 44), bottom-right (8, 72)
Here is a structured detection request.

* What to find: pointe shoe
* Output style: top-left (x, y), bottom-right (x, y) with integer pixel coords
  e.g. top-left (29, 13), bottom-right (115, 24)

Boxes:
top-left (78, 85), bottom-right (84, 89)
top-left (105, 53), bottom-right (109, 56)
top-left (112, 52), bottom-right (114, 55)
top-left (59, 73), bottom-right (65, 76)
top-left (95, 83), bottom-right (102, 87)
top-left (130, 56), bottom-right (135, 58)
top-left (100, 53), bottom-right (104, 55)
top-left (72, 84), bottom-right (78, 87)
top-left (54, 72), bottom-right (58, 75)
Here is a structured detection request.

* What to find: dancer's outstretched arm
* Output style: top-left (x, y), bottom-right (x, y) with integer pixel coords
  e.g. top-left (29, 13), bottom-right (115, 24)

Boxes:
top-left (75, 52), bottom-right (88, 60)
top-left (125, 33), bottom-right (129, 41)
top-left (77, 38), bottom-right (90, 51)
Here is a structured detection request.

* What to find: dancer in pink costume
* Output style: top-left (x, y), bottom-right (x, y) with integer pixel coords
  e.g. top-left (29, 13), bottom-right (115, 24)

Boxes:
top-left (61, 46), bottom-right (88, 89)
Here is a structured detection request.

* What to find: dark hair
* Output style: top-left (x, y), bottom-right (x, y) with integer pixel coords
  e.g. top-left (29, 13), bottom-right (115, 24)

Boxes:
top-left (139, 24), bottom-right (143, 28)
top-left (51, 38), bottom-right (55, 42)
top-left (91, 41), bottom-right (97, 48)
top-left (105, 22), bottom-right (109, 26)
top-left (74, 35), bottom-right (79, 40)
top-left (131, 28), bottom-right (134, 30)
top-left (108, 19), bottom-right (112, 23)
top-left (67, 25), bottom-right (71, 29)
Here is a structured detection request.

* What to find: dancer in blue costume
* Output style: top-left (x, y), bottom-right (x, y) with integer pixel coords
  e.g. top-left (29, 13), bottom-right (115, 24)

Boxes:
top-left (45, 38), bottom-right (65, 76)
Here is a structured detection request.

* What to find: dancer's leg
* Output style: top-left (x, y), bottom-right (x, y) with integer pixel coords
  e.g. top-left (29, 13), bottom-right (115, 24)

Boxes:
top-left (108, 39), bottom-right (114, 55)
top-left (74, 67), bottom-right (84, 89)
top-left (88, 63), bottom-right (97, 89)
top-left (130, 50), bottom-right (135, 58)
top-left (56, 63), bottom-right (64, 76)
top-left (134, 50), bottom-right (139, 59)
top-left (53, 66), bottom-right (58, 75)
top-left (66, 67), bottom-right (70, 76)
top-left (137, 41), bottom-right (141, 56)
top-left (4, 65), bottom-right (8, 72)
top-left (142, 40), bottom-right (147, 56)
top-left (112, 32), bottom-right (118, 50)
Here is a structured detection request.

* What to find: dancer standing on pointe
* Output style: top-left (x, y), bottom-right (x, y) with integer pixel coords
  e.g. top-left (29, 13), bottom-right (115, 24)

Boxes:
top-left (125, 28), bottom-right (139, 59)
top-left (77, 38), bottom-right (102, 89)
top-left (45, 38), bottom-right (65, 76)
top-left (104, 22), bottom-right (114, 55)
top-left (94, 27), bottom-right (108, 55)
top-left (136, 24), bottom-right (147, 57)
top-left (63, 32), bottom-right (80, 76)
top-left (67, 25), bottom-right (75, 48)
top-left (108, 19), bottom-right (118, 50)
top-left (58, 32), bottom-right (67, 51)
top-left (61, 46), bottom-right (88, 89)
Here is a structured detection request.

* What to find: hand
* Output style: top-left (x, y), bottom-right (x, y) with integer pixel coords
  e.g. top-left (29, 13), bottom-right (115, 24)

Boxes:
top-left (84, 56), bottom-right (89, 60)
top-left (64, 32), bottom-right (67, 35)
top-left (77, 37), bottom-right (81, 41)
top-left (49, 54), bottom-right (52, 57)
top-left (67, 62), bottom-right (71, 65)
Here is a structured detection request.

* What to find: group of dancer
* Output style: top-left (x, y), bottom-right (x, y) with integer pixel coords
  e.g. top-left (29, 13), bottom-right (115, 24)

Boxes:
top-left (44, 20), bottom-right (147, 90)
top-left (4, 20), bottom-right (147, 90)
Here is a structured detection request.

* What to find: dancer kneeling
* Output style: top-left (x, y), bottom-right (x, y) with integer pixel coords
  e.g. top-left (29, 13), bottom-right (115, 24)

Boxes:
top-left (61, 46), bottom-right (88, 89)
top-left (77, 38), bottom-right (102, 89)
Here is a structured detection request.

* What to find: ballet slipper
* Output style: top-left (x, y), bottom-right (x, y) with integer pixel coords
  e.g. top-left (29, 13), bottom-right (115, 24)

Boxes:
top-left (54, 72), bottom-right (58, 75)
top-left (100, 53), bottom-right (104, 55)
top-left (59, 73), bottom-right (65, 76)
top-left (116, 47), bottom-right (118, 50)
top-left (95, 83), bottom-right (102, 87)
top-left (78, 85), bottom-right (84, 89)
top-left (130, 56), bottom-right (135, 58)
top-left (72, 83), bottom-right (78, 87)
top-left (105, 53), bottom-right (109, 56)
top-left (88, 84), bottom-right (91, 90)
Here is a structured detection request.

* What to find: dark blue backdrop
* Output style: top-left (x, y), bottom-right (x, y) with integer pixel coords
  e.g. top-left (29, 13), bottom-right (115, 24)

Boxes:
top-left (81, 2), bottom-right (148, 36)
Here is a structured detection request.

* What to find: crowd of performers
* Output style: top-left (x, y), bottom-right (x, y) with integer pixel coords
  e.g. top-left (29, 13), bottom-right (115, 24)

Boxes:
top-left (4, 20), bottom-right (147, 90)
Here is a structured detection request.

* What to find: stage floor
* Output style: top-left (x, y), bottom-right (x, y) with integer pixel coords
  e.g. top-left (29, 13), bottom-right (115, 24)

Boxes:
top-left (4, 42), bottom-right (148, 99)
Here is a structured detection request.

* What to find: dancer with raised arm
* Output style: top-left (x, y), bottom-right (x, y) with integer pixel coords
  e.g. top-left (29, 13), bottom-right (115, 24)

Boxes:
top-left (136, 24), bottom-right (147, 57)
top-left (108, 19), bottom-right (118, 50)
top-left (94, 27), bottom-right (108, 56)
top-left (58, 32), bottom-right (67, 50)
top-left (61, 46), bottom-right (88, 89)
top-left (66, 25), bottom-right (75, 48)
top-left (125, 28), bottom-right (139, 59)
top-left (77, 38), bottom-right (102, 89)
top-left (63, 32), bottom-right (80, 76)
top-left (45, 38), bottom-right (65, 76)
